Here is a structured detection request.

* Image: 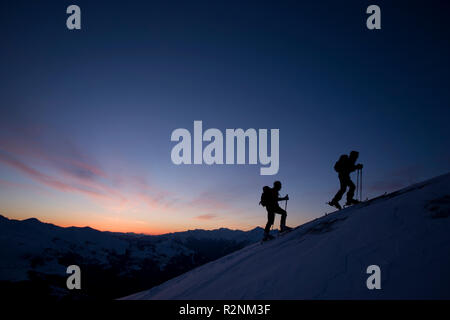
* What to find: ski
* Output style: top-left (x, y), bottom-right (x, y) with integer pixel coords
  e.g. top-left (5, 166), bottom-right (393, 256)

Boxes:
top-left (327, 201), bottom-right (342, 210)
top-left (260, 234), bottom-right (275, 244)
top-left (260, 228), bottom-right (294, 243)
top-left (260, 237), bottom-right (274, 244)
top-left (278, 227), bottom-right (294, 237)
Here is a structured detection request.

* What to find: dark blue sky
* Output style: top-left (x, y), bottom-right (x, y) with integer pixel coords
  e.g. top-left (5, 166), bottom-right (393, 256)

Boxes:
top-left (1, 0), bottom-right (449, 233)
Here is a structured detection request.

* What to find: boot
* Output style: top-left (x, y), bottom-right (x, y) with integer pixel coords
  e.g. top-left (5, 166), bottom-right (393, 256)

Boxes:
top-left (280, 225), bottom-right (292, 233)
top-left (263, 233), bottom-right (274, 241)
top-left (345, 198), bottom-right (360, 206)
top-left (328, 199), bottom-right (342, 210)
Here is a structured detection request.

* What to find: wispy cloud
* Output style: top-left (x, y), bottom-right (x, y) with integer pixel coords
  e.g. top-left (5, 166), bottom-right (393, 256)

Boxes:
top-left (0, 123), bottom-right (234, 225)
top-left (0, 125), bottom-right (107, 182)
top-left (188, 190), bottom-right (232, 211)
top-left (0, 124), bottom-right (175, 212)
top-left (195, 213), bottom-right (218, 220)
top-left (0, 151), bottom-right (106, 198)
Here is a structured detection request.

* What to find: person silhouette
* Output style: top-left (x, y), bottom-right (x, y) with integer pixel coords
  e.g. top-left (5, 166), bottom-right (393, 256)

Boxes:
top-left (262, 181), bottom-right (291, 240)
top-left (329, 151), bottom-right (363, 210)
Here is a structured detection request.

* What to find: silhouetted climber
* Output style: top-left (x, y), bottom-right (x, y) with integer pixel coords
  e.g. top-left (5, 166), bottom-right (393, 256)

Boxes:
top-left (260, 181), bottom-right (291, 240)
top-left (328, 151), bottom-right (363, 210)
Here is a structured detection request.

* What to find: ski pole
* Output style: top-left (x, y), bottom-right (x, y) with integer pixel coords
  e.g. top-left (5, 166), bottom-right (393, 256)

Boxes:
top-left (359, 169), bottom-right (361, 201)
top-left (360, 168), bottom-right (363, 201)
top-left (285, 198), bottom-right (288, 211)
top-left (357, 168), bottom-right (360, 201)
top-left (356, 169), bottom-right (359, 201)
top-left (359, 168), bottom-right (362, 201)
top-left (359, 169), bottom-right (362, 201)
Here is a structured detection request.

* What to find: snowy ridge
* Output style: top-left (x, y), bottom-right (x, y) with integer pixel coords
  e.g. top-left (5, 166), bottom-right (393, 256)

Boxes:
top-left (122, 172), bottom-right (450, 299)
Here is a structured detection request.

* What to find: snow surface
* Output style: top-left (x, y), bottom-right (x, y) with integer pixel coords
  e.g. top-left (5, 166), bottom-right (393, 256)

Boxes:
top-left (122, 173), bottom-right (450, 299)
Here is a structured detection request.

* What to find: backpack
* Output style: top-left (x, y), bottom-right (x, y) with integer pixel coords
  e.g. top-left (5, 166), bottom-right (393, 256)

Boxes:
top-left (259, 186), bottom-right (272, 207)
top-left (334, 154), bottom-right (348, 173)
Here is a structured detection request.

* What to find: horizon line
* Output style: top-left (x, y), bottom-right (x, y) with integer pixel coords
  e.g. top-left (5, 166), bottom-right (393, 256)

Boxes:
top-left (0, 213), bottom-right (264, 236)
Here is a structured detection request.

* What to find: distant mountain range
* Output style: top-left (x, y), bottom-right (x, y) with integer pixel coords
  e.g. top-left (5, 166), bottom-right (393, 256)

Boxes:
top-left (0, 214), bottom-right (266, 300)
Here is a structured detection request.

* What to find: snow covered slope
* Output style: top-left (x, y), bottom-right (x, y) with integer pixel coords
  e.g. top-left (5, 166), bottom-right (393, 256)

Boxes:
top-left (123, 173), bottom-right (450, 299)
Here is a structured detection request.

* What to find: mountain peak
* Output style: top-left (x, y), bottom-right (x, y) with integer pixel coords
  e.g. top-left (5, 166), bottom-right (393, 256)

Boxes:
top-left (23, 217), bottom-right (42, 224)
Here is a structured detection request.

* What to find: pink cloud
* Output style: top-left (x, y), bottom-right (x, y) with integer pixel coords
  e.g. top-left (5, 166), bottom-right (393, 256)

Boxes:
top-left (0, 123), bottom-right (230, 218)
top-left (195, 214), bottom-right (218, 220)
top-left (0, 125), bottom-right (168, 208)
top-left (188, 191), bottom-right (231, 211)
top-left (0, 124), bottom-right (107, 177)
top-left (0, 152), bottom-right (106, 199)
